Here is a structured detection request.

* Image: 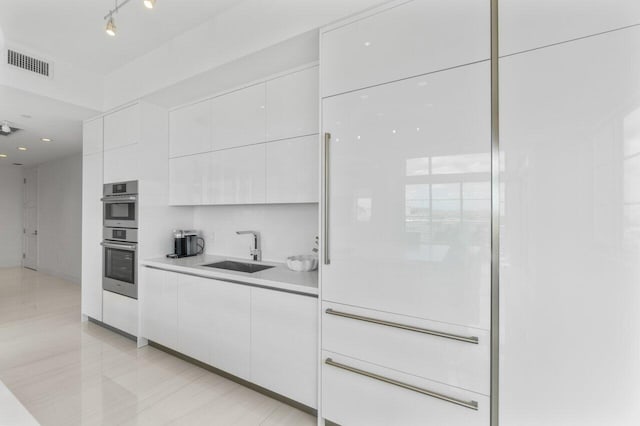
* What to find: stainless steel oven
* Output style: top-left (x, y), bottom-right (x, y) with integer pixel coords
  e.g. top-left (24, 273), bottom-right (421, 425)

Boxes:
top-left (102, 181), bottom-right (138, 228)
top-left (102, 227), bottom-right (138, 299)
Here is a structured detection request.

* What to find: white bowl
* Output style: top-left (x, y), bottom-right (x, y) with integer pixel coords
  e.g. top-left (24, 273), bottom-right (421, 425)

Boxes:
top-left (286, 255), bottom-right (318, 272)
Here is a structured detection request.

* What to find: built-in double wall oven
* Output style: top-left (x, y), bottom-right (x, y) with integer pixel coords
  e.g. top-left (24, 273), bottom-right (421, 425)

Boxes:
top-left (101, 181), bottom-right (138, 299)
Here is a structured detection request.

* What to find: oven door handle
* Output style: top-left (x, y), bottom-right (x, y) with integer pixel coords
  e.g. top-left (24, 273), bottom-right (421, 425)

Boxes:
top-left (101, 242), bottom-right (137, 251)
top-left (101, 195), bottom-right (137, 202)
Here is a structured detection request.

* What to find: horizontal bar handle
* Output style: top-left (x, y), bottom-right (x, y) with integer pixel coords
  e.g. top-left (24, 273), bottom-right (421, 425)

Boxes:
top-left (101, 242), bottom-right (137, 251)
top-left (325, 308), bottom-right (479, 344)
top-left (325, 358), bottom-right (479, 411)
top-left (101, 195), bottom-right (137, 202)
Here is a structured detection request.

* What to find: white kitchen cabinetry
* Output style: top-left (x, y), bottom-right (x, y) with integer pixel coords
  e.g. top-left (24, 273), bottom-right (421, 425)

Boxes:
top-left (206, 144), bottom-right (266, 205)
top-left (266, 66), bottom-right (319, 141)
top-left (169, 100), bottom-right (212, 158)
top-left (141, 268), bottom-right (178, 349)
top-left (168, 154), bottom-right (208, 205)
top-left (265, 135), bottom-right (319, 203)
top-left (321, 0), bottom-right (489, 97)
top-left (81, 119), bottom-right (103, 321)
top-left (103, 290), bottom-right (138, 336)
top-left (499, 25), bottom-right (640, 425)
top-left (499, 0), bottom-right (640, 56)
top-left (211, 84), bottom-right (266, 151)
top-left (103, 143), bottom-right (140, 184)
top-left (250, 288), bottom-right (317, 408)
top-left (104, 104), bottom-right (140, 151)
top-left (177, 274), bottom-right (251, 379)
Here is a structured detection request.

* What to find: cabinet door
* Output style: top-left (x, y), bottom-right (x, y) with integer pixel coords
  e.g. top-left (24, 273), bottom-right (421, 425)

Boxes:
top-left (321, 0), bottom-right (489, 97)
top-left (206, 145), bottom-right (266, 205)
top-left (81, 151), bottom-right (103, 321)
top-left (211, 84), bottom-right (266, 150)
top-left (103, 291), bottom-right (138, 336)
top-left (266, 67), bottom-right (319, 141)
top-left (322, 62), bottom-right (491, 330)
top-left (104, 104), bottom-right (140, 151)
top-left (177, 275), bottom-right (251, 379)
top-left (141, 268), bottom-right (178, 349)
top-left (500, 0), bottom-right (640, 56)
top-left (83, 118), bottom-right (103, 155)
top-left (169, 100), bottom-right (212, 158)
top-left (168, 154), bottom-right (208, 205)
top-left (103, 143), bottom-right (140, 183)
top-left (251, 288), bottom-right (318, 408)
top-left (265, 135), bottom-right (319, 203)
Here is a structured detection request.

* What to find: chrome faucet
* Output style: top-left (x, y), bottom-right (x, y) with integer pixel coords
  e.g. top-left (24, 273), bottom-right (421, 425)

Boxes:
top-left (236, 230), bottom-right (261, 261)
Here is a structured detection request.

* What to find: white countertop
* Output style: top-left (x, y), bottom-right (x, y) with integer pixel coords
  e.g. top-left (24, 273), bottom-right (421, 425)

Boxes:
top-left (141, 254), bottom-right (318, 296)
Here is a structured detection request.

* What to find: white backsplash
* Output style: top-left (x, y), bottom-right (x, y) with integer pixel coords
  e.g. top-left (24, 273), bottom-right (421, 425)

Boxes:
top-left (192, 203), bottom-right (318, 263)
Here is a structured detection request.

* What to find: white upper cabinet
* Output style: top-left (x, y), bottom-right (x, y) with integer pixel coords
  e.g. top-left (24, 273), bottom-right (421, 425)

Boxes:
top-left (169, 154), bottom-right (208, 205)
top-left (320, 0), bottom-right (489, 97)
top-left (205, 144), bottom-right (266, 205)
top-left (82, 118), bottom-right (103, 155)
top-left (103, 143), bottom-right (140, 184)
top-left (211, 84), bottom-right (266, 150)
top-left (266, 66), bottom-right (319, 141)
top-left (265, 135), bottom-right (319, 204)
top-left (169, 100), bottom-right (212, 158)
top-left (104, 104), bottom-right (140, 151)
top-left (500, 0), bottom-right (640, 56)
top-left (322, 61), bottom-right (491, 330)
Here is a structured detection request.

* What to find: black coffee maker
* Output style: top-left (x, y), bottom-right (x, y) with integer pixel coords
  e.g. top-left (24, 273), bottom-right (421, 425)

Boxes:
top-left (168, 230), bottom-right (204, 258)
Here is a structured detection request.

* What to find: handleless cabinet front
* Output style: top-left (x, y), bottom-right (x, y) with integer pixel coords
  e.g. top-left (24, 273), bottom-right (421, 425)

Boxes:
top-left (104, 104), bottom-right (140, 151)
top-left (141, 268), bottom-right (178, 349)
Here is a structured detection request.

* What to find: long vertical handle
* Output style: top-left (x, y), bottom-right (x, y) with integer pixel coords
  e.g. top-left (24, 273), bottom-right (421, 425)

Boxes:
top-left (323, 132), bottom-right (331, 265)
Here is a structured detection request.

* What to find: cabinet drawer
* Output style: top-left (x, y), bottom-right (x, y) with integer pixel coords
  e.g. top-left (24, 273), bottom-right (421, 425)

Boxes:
top-left (322, 302), bottom-right (489, 395)
top-left (322, 351), bottom-right (489, 426)
top-left (321, 0), bottom-right (489, 97)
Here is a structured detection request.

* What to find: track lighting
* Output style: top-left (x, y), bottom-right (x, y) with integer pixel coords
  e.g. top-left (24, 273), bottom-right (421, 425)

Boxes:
top-left (106, 15), bottom-right (116, 36)
top-left (1, 122), bottom-right (10, 133)
top-left (143, 0), bottom-right (156, 9)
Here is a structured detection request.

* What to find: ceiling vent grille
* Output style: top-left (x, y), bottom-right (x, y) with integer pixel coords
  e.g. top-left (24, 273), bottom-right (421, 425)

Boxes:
top-left (7, 49), bottom-right (50, 77)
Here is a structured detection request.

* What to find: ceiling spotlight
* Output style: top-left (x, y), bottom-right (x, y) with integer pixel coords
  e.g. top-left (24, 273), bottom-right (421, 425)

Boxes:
top-left (41, 138), bottom-right (51, 142)
top-left (0, 154), bottom-right (7, 158)
top-left (1, 122), bottom-right (10, 133)
top-left (143, 0), bottom-right (156, 9)
top-left (106, 15), bottom-right (116, 36)
top-left (18, 147), bottom-right (28, 151)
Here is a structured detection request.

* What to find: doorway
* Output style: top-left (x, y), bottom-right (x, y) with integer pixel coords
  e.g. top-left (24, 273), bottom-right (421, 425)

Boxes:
top-left (23, 168), bottom-right (38, 270)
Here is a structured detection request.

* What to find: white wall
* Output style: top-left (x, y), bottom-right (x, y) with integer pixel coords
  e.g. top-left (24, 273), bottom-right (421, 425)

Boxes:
top-left (35, 154), bottom-right (82, 283)
top-left (0, 166), bottom-right (24, 267)
top-left (193, 204), bottom-right (318, 263)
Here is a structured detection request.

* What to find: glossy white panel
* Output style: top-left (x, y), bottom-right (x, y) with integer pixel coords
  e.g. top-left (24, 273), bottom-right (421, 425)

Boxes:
top-left (265, 135), bottom-right (319, 204)
top-left (321, 0), bottom-right (489, 97)
top-left (102, 290), bottom-right (137, 336)
top-left (322, 302), bottom-right (490, 395)
top-left (141, 267), bottom-right (178, 350)
top-left (322, 351), bottom-right (489, 426)
top-left (500, 27), bottom-right (640, 426)
top-left (176, 274), bottom-right (210, 363)
top-left (251, 288), bottom-right (318, 408)
top-left (322, 62), bottom-right (491, 329)
top-left (81, 150), bottom-right (103, 321)
top-left (266, 67), bottom-right (319, 141)
top-left (211, 84), bottom-right (266, 150)
top-left (169, 99), bottom-right (212, 158)
top-left (103, 104), bottom-right (140, 151)
top-left (103, 143), bottom-right (140, 184)
top-left (500, 0), bottom-right (640, 56)
top-left (206, 145), bottom-right (266, 205)
top-left (168, 154), bottom-right (208, 205)
top-left (82, 118), bottom-right (103, 155)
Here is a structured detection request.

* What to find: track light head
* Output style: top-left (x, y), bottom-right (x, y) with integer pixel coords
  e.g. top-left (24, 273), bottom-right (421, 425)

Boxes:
top-left (143, 0), bottom-right (156, 9)
top-left (1, 122), bottom-right (11, 134)
top-left (106, 16), bottom-right (116, 36)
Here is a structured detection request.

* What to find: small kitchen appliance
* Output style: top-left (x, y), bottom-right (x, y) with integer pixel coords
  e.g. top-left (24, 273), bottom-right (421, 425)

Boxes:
top-left (168, 230), bottom-right (204, 258)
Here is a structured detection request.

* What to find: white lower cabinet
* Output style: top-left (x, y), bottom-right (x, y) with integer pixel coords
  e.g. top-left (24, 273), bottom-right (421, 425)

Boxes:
top-left (103, 290), bottom-right (138, 336)
top-left (322, 351), bottom-right (489, 426)
top-left (250, 288), bottom-right (318, 408)
top-left (177, 274), bottom-right (251, 380)
top-left (141, 268), bottom-right (178, 349)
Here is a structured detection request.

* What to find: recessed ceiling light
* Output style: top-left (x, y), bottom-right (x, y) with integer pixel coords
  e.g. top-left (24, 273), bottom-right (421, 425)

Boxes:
top-left (18, 147), bottom-right (27, 151)
top-left (0, 154), bottom-right (7, 158)
top-left (143, 0), bottom-right (156, 9)
top-left (41, 138), bottom-right (51, 142)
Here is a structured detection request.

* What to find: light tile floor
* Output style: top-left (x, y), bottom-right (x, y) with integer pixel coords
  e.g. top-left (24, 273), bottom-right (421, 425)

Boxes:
top-left (0, 267), bottom-right (316, 426)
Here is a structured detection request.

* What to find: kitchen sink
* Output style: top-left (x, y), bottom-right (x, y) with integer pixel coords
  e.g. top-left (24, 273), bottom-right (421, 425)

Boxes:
top-left (202, 260), bottom-right (274, 273)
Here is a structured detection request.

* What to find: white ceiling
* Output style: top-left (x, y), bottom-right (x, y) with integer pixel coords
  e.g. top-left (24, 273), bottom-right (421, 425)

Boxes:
top-left (0, 0), bottom-right (240, 75)
top-left (0, 86), bottom-right (98, 166)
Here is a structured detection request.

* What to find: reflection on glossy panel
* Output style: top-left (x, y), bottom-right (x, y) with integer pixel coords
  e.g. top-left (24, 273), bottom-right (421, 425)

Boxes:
top-left (322, 62), bottom-right (491, 329)
top-left (500, 26), bottom-right (640, 425)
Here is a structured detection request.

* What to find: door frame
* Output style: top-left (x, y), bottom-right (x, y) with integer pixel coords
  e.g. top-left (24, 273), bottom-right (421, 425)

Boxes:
top-left (22, 168), bottom-right (38, 271)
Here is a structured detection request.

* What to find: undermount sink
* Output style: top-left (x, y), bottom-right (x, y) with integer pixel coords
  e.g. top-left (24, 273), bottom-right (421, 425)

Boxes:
top-left (202, 260), bottom-right (274, 274)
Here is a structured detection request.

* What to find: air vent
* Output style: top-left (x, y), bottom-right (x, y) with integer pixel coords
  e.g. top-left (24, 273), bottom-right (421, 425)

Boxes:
top-left (7, 49), bottom-right (50, 77)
